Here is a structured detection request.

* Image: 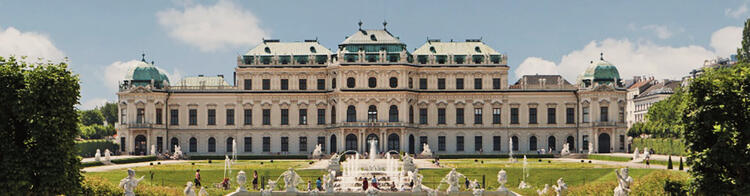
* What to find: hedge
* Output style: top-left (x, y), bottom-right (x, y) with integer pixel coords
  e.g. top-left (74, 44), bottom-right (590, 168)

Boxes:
top-left (81, 156), bottom-right (157, 168)
top-left (188, 154), bottom-right (308, 160)
top-left (435, 154), bottom-right (554, 159)
top-left (76, 139), bottom-right (119, 157)
top-left (632, 138), bottom-right (685, 156)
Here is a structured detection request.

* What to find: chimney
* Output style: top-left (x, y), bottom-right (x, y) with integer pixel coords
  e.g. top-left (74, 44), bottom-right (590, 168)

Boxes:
top-left (218, 74), bottom-right (224, 78)
top-left (198, 74), bottom-right (204, 77)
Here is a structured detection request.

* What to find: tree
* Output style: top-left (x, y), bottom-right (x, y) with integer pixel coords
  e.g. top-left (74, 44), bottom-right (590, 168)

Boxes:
top-left (737, 18), bottom-right (750, 63)
top-left (645, 87), bottom-right (687, 138)
top-left (0, 56), bottom-right (82, 194)
top-left (683, 62), bottom-right (750, 194)
top-left (80, 109), bottom-right (104, 126)
top-left (99, 102), bottom-right (118, 125)
top-left (667, 155), bottom-right (673, 170)
top-left (679, 157), bottom-right (683, 171)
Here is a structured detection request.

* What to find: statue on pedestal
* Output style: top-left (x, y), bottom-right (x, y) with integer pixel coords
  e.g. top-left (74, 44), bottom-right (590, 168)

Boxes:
top-left (496, 169), bottom-right (508, 192)
top-left (411, 169), bottom-right (424, 192)
top-left (420, 143), bottom-right (433, 158)
top-left (119, 169), bottom-right (144, 196)
top-left (104, 149), bottom-right (112, 163)
top-left (199, 186), bottom-right (208, 196)
top-left (184, 181), bottom-right (196, 196)
top-left (552, 177), bottom-right (567, 196)
top-left (324, 170), bottom-right (335, 193)
top-left (441, 168), bottom-right (465, 194)
top-left (95, 149), bottom-right (101, 162)
top-left (281, 167), bottom-right (302, 193)
top-left (614, 168), bottom-right (633, 196)
top-left (227, 171), bottom-right (248, 196)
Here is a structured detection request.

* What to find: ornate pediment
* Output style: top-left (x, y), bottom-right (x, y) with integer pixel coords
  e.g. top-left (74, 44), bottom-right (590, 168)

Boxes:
top-left (591, 84), bottom-right (616, 92)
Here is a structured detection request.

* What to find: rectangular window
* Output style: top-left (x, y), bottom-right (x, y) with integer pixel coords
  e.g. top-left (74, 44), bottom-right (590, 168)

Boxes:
top-left (475, 136), bottom-right (483, 152)
top-left (619, 106), bottom-right (625, 122)
top-left (419, 108), bottom-right (428, 125)
top-left (156, 137), bottom-right (162, 153)
top-left (456, 136), bottom-right (464, 151)
top-left (262, 109), bottom-right (271, 125)
top-left (299, 79), bottom-right (307, 90)
top-left (493, 136), bottom-right (501, 151)
top-left (226, 109), bottom-right (234, 125)
top-left (121, 109), bottom-right (126, 124)
top-left (317, 109), bottom-right (325, 125)
top-left (566, 108), bottom-right (575, 124)
top-left (299, 137), bottom-right (307, 152)
top-left (244, 137), bottom-right (252, 152)
top-left (438, 136), bottom-right (446, 151)
top-left (419, 136), bottom-right (428, 152)
top-left (456, 108), bottom-right (464, 124)
top-left (317, 79), bottom-right (325, 90)
top-left (547, 108), bottom-right (556, 124)
top-left (474, 108), bottom-right (483, 124)
top-left (155, 108), bottom-right (163, 125)
top-left (437, 78), bottom-right (446, 89)
top-left (244, 109), bottom-right (252, 125)
top-left (281, 109), bottom-right (289, 125)
top-left (510, 108), bottom-right (519, 124)
top-left (620, 135), bottom-right (625, 150)
top-left (583, 135), bottom-right (589, 151)
top-left (456, 78), bottom-right (464, 89)
top-left (600, 107), bottom-right (609, 122)
top-left (207, 109), bottom-right (216, 125)
top-left (263, 137), bottom-right (270, 152)
top-left (244, 79), bottom-right (252, 90)
top-left (474, 78), bottom-right (482, 89)
top-left (120, 137), bottom-right (126, 151)
top-left (492, 78), bottom-right (501, 89)
top-left (437, 108), bottom-right (446, 124)
top-left (529, 108), bottom-right (537, 124)
top-left (281, 79), bottom-right (288, 90)
top-left (317, 136), bottom-right (326, 152)
top-left (281, 137), bottom-right (289, 152)
top-left (583, 107), bottom-right (590, 123)
top-left (136, 108), bottom-right (144, 124)
top-left (262, 79), bottom-right (270, 90)
top-left (189, 109), bottom-right (197, 125)
top-left (492, 108), bottom-right (501, 124)
top-left (299, 109), bottom-right (307, 125)
top-left (419, 78), bottom-right (427, 89)
top-left (170, 109), bottom-right (179, 125)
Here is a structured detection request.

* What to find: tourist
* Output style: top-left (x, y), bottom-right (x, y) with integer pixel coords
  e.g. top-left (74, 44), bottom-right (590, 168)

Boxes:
top-left (316, 177), bottom-right (322, 191)
top-left (221, 177), bottom-right (230, 190)
top-left (465, 178), bottom-right (470, 190)
top-left (252, 170), bottom-right (259, 190)
top-left (409, 179), bottom-right (414, 188)
top-left (390, 182), bottom-right (397, 191)
top-left (371, 175), bottom-right (379, 190)
top-left (307, 180), bottom-right (312, 191)
top-left (194, 169), bottom-right (202, 187)
top-left (362, 177), bottom-right (369, 191)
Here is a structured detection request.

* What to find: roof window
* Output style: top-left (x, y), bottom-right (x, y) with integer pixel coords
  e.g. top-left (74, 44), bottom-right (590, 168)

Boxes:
top-left (474, 46), bottom-right (481, 53)
top-left (370, 34), bottom-right (377, 41)
top-left (310, 46), bottom-right (317, 53)
top-left (264, 47), bottom-right (271, 53)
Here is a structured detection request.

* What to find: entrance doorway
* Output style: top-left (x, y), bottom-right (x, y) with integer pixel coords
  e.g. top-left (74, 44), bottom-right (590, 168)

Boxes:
top-left (134, 135), bottom-right (147, 155)
top-left (598, 133), bottom-right (611, 153)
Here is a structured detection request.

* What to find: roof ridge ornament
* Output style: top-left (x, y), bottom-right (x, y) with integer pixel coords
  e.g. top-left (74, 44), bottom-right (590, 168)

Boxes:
top-left (600, 52), bottom-right (604, 61)
top-left (358, 20), bottom-right (363, 30)
top-left (141, 53), bottom-right (146, 62)
top-left (383, 20), bottom-right (387, 30)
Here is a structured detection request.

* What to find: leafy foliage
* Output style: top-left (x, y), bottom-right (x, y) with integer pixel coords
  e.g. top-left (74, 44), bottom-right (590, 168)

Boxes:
top-left (628, 87), bottom-right (687, 138)
top-left (79, 124), bottom-right (116, 139)
top-left (737, 19), bottom-right (750, 63)
top-left (76, 139), bottom-right (119, 157)
top-left (79, 109), bottom-right (104, 126)
top-left (0, 56), bottom-right (82, 194)
top-left (632, 138), bottom-right (685, 156)
top-left (683, 62), bottom-right (750, 194)
top-left (100, 102), bottom-right (118, 125)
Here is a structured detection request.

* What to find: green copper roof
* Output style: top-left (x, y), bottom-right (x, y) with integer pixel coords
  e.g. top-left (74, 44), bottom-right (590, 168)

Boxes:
top-left (124, 60), bottom-right (170, 87)
top-left (245, 41), bottom-right (332, 56)
top-left (413, 41), bottom-right (500, 55)
top-left (578, 59), bottom-right (621, 85)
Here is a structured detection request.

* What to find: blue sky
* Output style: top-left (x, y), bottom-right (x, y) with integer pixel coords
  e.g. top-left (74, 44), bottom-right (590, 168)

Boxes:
top-left (0, 0), bottom-right (747, 109)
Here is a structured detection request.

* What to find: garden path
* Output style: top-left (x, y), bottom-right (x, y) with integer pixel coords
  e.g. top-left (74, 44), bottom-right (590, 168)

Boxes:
top-left (82, 160), bottom-right (190, 172)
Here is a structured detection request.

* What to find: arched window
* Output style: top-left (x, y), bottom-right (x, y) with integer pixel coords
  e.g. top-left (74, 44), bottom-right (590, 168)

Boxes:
top-left (226, 137), bottom-right (234, 152)
top-left (347, 106), bottom-right (356, 122)
top-left (566, 136), bottom-right (575, 152)
top-left (512, 136), bottom-right (519, 151)
top-left (388, 134), bottom-right (400, 151)
top-left (529, 136), bottom-right (537, 151)
top-left (548, 136), bottom-right (556, 152)
top-left (332, 78), bottom-right (336, 89)
top-left (409, 78), bottom-right (413, 89)
top-left (346, 77), bottom-right (355, 88)
top-left (331, 106), bottom-right (336, 124)
top-left (208, 137), bottom-right (216, 152)
top-left (409, 106), bottom-right (414, 123)
top-left (368, 77), bottom-right (377, 88)
top-left (389, 77), bottom-right (398, 88)
top-left (170, 137), bottom-right (179, 153)
top-left (389, 105), bottom-right (399, 122)
top-left (368, 105), bottom-right (377, 122)
top-left (189, 137), bottom-right (197, 152)
top-left (345, 134), bottom-right (357, 151)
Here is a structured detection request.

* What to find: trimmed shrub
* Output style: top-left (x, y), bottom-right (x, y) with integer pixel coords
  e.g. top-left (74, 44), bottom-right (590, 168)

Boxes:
top-left (110, 156), bottom-right (157, 164)
top-left (76, 139), bottom-right (119, 157)
top-left (678, 157), bottom-right (683, 171)
top-left (633, 138), bottom-right (685, 156)
top-left (667, 156), bottom-right (673, 169)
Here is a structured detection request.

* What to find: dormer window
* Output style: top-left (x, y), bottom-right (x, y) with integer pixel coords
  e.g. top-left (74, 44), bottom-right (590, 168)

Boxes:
top-left (474, 46), bottom-right (481, 53)
top-left (429, 46), bottom-right (436, 53)
top-left (310, 46), bottom-right (317, 53)
top-left (264, 47), bottom-right (271, 53)
top-left (370, 34), bottom-right (377, 41)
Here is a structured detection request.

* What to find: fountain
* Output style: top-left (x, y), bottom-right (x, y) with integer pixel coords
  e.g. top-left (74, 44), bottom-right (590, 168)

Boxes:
top-left (312, 144), bottom-right (323, 159)
top-left (119, 168), bottom-right (144, 196)
top-left (560, 143), bottom-right (570, 156)
top-left (223, 155), bottom-right (232, 180)
top-left (324, 170), bottom-right (335, 193)
top-left (552, 178), bottom-right (567, 196)
top-left (518, 155), bottom-right (531, 189)
top-left (334, 139), bottom-right (404, 192)
top-left (420, 143), bottom-right (432, 157)
top-left (411, 169), bottom-right (424, 192)
top-left (440, 168), bottom-right (466, 194)
top-left (94, 149), bottom-right (101, 162)
top-left (509, 138), bottom-right (516, 163)
top-left (232, 139), bottom-right (237, 161)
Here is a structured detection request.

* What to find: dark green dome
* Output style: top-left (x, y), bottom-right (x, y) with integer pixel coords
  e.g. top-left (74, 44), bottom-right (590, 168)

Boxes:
top-left (578, 59), bottom-right (622, 87)
top-left (124, 60), bottom-right (170, 88)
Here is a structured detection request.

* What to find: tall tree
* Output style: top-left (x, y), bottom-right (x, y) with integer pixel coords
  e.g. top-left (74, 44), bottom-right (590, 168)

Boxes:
top-left (79, 109), bottom-right (104, 126)
top-left (683, 62), bottom-right (750, 194)
top-left (99, 102), bottom-right (118, 125)
top-left (0, 56), bottom-right (82, 195)
top-left (738, 18), bottom-right (750, 63)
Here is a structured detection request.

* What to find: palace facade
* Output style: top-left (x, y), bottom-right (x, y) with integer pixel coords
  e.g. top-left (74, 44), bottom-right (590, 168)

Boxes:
top-left (116, 25), bottom-right (628, 156)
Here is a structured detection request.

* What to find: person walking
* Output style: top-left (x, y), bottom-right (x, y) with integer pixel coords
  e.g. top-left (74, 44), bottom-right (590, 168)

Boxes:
top-left (252, 170), bottom-right (259, 190)
top-left (194, 169), bottom-right (202, 187)
top-left (316, 177), bottom-right (322, 191)
top-left (362, 177), bottom-right (369, 191)
top-left (464, 178), bottom-right (470, 190)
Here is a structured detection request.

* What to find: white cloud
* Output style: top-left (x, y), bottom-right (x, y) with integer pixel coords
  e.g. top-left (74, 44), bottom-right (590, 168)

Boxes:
top-left (642, 25), bottom-right (673, 39)
top-left (78, 98), bottom-right (109, 110)
top-left (515, 57), bottom-right (560, 78)
top-left (0, 26), bottom-right (65, 61)
top-left (102, 60), bottom-right (182, 91)
top-left (514, 26), bottom-right (743, 82)
top-left (156, 0), bottom-right (268, 52)
top-left (726, 3), bottom-right (748, 18)
top-left (710, 26), bottom-right (742, 57)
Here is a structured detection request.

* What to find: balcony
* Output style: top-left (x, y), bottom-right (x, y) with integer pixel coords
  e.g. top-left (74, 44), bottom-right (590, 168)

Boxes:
top-left (123, 122), bottom-right (164, 129)
top-left (592, 121), bottom-right (624, 127)
top-left (330, 121), bottom-right (414, 128)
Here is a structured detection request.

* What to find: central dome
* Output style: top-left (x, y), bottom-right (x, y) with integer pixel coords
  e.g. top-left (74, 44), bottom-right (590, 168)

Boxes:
top-left (124, 60), bottom-right (170, 88)
top-left (577, 55), bottom-right (622, 88)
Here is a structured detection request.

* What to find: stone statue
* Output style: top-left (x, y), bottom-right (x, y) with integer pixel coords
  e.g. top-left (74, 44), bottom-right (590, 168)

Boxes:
top-left (119, 168), bottom-right (144, 196)
top-left (227, 171), bottom-right (248, 195)
top-left (614, 168), bottom-right (633, 196)
top-left (281, 167), bottom-right (303, 192)
top-left (184, 181), bottom-right (196, 196)
top-left (199, 186), bottom-right (208, 196)
top-left (411, 169), bottom-right (424, 192)
top-left (327, 153), bottom-right (341, 174)
top-left (552, 177), bottom-right (567, 196)
top-left (441, 168), bottom-right (465, 194)
top-left (104, 149), bottom-right (112, 163)
top-left (95, 149), bottom-right (101, 162)
top-left (471, 179), bottom-right (484, 196)
top-left (560, 143), bottom-right (570, 156)
top-left (172, 145), bottom-right (184, 160)
top-left (151, 144), bottom-right (157, 156)
top-left (402, 153), bottom-right (416, 175)
top-left (536, 184), bottom-right (549, 196)
top-left (312, 144), bottom-right (323, 159)
top-left (588, 143), bottom-right (594, 154)
top-left (324, 170), bottom-right (335, 193)
top-left (496, 169), bottom-right (508, 192)
top-left (643, 148), bottom-right (650, 159)
top-left (420, 143), bottom-right (432, 157)
top-left (632, 147), bottom-right (639, 160)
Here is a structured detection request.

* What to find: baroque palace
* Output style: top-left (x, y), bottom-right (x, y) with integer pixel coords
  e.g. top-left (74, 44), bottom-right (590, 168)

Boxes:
top-left (117, 24), bottom-right (627, 156)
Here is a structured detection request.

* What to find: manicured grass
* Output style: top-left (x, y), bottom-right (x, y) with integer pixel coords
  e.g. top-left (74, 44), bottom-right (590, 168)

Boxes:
top-left (587, 154), bottom-right (632, 162)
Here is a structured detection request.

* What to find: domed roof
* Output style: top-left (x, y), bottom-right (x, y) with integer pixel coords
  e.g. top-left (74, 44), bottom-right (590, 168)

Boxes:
top-left (577, 54), bottom-right (621, 87)
top-left (124, 59), bottom-right (170, 88)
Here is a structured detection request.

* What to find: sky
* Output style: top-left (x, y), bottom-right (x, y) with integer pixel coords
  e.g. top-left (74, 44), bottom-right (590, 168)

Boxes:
top-left (0, 0), bottom-right (747, 110)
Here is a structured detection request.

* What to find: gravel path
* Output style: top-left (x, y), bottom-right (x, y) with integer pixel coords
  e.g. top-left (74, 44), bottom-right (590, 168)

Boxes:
top-left (82, 160), bottom-right (190, 172)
